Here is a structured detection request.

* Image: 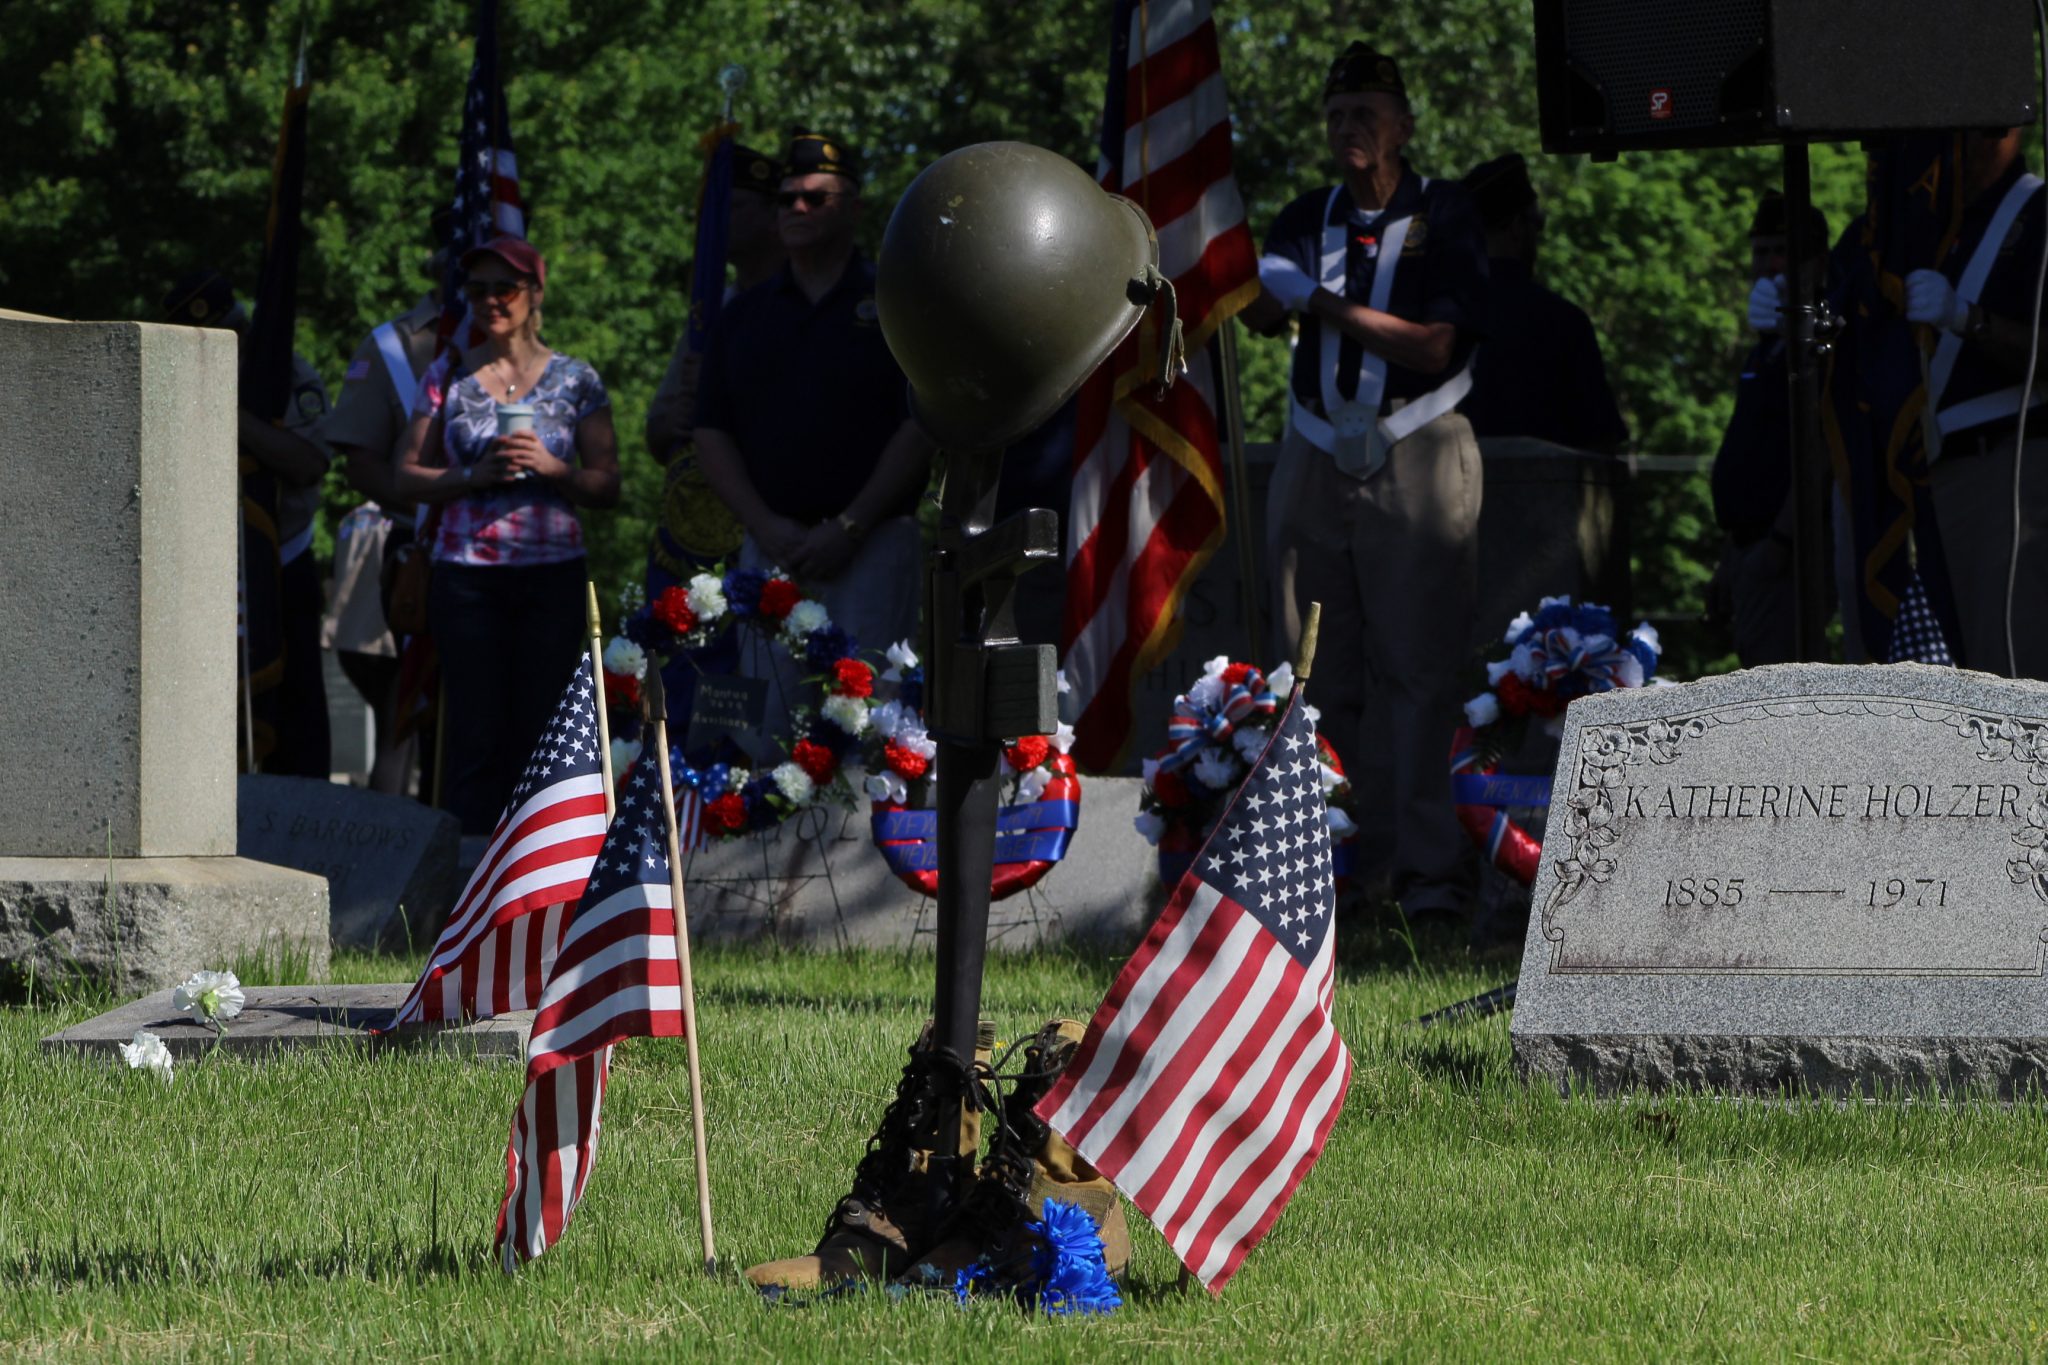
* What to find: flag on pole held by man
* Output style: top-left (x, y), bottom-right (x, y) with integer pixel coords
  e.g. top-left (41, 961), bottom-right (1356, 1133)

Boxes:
top-left (389, 656), bottom-right (608, 1027)
top-left (1063, 0), bottom-right (1259, 772)
top-left (497, 769), bottom-right (689, 1267)
top-left (1035, 686), bottom-right (1351, 1293)
top-left (237, 41), bottom-right (311, 768)
top-left (687, 123), bottom-right (739, 354)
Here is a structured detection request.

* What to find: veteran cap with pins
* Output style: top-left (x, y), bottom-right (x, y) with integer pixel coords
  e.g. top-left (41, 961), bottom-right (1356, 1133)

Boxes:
top-left (783, 128), bottom-right (859, 184)
top-left (1324, 41), bottom-right (1406, 102)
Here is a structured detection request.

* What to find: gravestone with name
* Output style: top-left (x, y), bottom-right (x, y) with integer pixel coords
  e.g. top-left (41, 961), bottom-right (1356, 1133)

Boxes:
top-left (0, 310), bottom-right (329, 996)
top-left (238, 775), bottom-right (461, 951)
top-left (1512, 663), bottom-right (2048, 1097)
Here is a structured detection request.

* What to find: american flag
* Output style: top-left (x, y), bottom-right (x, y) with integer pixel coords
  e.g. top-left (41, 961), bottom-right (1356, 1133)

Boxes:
top-left (441, 0), bottom-right (527, 342)
top-left (390, 656), bottom-right (608, 1027)
top-left (1062, 0), bottom-right (1258, 772)
top-left (1035, 687), bottom-right (1350, 1293)
top-left (497, 769), bottom-right (689, 1267)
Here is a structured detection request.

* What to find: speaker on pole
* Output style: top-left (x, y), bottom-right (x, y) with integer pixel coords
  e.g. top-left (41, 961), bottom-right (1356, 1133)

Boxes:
top-left (1535, 0), bottom-right (2038, 158)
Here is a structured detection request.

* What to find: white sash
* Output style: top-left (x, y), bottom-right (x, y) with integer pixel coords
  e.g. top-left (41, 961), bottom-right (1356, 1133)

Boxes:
top-left (372, 320), bottom-right (423, 419)
top-left (1287, 181), bottom-right (1474, 464)
top-left (1928, 172), bottom-right (2044, 454)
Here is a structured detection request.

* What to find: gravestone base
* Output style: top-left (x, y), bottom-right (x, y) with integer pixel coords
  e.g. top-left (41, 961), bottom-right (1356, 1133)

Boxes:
top-left (1516, 1032), bottom-right (2048, 1100)
top-left (40, 983), bottom-right (527, 1061)
top-left (0, 856), bottom-right (330, 1000)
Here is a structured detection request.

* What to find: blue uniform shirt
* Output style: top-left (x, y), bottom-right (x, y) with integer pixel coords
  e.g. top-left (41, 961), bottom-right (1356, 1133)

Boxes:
top-left (1263, 163), bottom-right (1489, 417)
top-left (695, 254), bottom-right (915, 523)
top-left (1936, 158), bottom-right (2048, 446)
top-left (1462, 257), bottom-right (1628, 451)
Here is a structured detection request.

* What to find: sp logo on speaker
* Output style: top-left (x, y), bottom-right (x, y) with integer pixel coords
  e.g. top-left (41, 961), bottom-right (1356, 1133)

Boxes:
top-left (1648, 87), bottom-right (1674, 120)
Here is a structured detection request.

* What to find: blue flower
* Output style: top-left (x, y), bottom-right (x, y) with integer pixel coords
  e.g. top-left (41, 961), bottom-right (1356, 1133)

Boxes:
top-left (804, 623), bottom-right (853, 669)
top-left (899, 667), bottom-right (925, 713)
top-left (722, 568), bottom-right (766, 617)
top-left (1028, 1199), bottom-right (1121, 1316)
top-left (1573, 602), bottom-right (1617, 639)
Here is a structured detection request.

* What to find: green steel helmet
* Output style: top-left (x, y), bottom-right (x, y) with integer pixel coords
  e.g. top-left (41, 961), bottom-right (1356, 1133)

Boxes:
top-left (877, 141), bottom-right (1176, 453)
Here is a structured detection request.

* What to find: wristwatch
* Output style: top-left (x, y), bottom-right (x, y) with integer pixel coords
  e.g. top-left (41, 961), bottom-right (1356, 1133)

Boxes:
top-left (835, 512), bottom-right (866, 542)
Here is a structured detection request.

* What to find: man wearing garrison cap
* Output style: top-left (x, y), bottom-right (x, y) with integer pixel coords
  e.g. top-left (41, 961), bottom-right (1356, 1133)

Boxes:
top-left (1457, 152), bottom-right (1627, 454)
top-left (1242, 41), bottom-right (1490, 926)
top-left (694, 128), bottom-right (933, 730)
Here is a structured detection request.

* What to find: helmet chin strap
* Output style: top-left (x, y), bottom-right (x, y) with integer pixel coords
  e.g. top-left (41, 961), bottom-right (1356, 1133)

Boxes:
top-left (1134, 264), bottom-right (1186, 391)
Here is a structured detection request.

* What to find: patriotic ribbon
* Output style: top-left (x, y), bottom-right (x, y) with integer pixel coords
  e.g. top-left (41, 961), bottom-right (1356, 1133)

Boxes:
top-left (871, 800), bottom-right (1079, 875)
top-left (1160, 672), bottom-right (1277, 772)
top-left (1517, 627), bottom-right (1641, 695)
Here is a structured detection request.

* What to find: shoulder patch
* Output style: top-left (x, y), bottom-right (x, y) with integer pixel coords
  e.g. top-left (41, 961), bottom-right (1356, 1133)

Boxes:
top-left (295, 385), bottom-right (328, 420)
top-left (1402, 216), bottom-right (1429, 253)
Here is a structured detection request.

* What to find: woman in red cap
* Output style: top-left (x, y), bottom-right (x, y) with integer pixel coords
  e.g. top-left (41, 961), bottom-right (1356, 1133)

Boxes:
top-left (395, 235), bottom-right (621, 833)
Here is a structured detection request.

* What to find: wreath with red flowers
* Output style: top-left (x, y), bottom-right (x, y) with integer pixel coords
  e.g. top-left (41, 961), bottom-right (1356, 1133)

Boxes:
top-left (861, 642), bottom-right (1083, 902)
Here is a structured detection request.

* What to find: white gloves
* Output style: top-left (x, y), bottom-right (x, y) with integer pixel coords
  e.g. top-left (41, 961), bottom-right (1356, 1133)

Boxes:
top-left (1903, 268), bottom-right (1970, 333)
top-left (1258, 256), bottom-right (1317, 313)
top-left (1747, 274), bottom-right (1787, 334)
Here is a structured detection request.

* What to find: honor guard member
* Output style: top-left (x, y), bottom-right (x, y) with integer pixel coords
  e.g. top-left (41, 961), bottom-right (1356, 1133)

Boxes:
top-left (695, 130), bottom-right (934, 728)
top-left (1709, 191), bottom-right (1829, 668)
top-left (320, 208), bottom-right (460, 793)
top-left (1458, 153), bottom-right (1627, 453)
top-left (1898, 128), bottom-right (2048, 677)
top-left (640, 143), bottom-right (787, 728)
top-left (1241, 42), bottom-right (1489, 924)
top-left (164, 267), bottom-right (333, 778)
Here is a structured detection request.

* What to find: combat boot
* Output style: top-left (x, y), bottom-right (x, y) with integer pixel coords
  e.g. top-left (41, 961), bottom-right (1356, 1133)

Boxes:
top-left (743, 1019), bottom-right (993, 1299)
top-left (894, 1017), bottom-right (1129, 1293)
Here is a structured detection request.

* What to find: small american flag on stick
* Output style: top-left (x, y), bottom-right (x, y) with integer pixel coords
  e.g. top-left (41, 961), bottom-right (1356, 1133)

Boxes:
top-left (1035, 617), bottom-right (1350, 1293)
top-left (390, 656), bottom-right (607, 1027)
top-left (496, 773), bottom-right (688, 1267)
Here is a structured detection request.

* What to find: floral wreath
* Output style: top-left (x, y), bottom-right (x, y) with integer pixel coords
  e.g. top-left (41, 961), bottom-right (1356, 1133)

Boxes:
top-left (1452, 595), bottom-right (1661, 886)
top-left (863, 642), bottom-right (1083, 902)
top-left (599, 567), bottom-right (875, 839)
top-left (1133, 655), bottom-right (1358, 887)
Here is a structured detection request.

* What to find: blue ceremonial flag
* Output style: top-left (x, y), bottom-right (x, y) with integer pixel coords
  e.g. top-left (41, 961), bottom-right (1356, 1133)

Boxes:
top-left (686, 124), bottom-right (738, 354)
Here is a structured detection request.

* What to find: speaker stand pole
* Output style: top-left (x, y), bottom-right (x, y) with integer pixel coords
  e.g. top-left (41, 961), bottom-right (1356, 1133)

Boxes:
top-left (1781, 140), bottom-right (1835, 661)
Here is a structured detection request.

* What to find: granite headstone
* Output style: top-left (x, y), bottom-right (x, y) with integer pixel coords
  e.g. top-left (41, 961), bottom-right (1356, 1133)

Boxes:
top-left (1512, 663), bottom-right (2048, 1098)
top-left (238, 775), bottom-right (461, 951)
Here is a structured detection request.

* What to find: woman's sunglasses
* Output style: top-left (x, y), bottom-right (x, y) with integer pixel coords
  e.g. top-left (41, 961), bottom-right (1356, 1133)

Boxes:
top-left (777, 189), bottom-right (844, 209)
top-left (461, 279), bottom-right (529, 301)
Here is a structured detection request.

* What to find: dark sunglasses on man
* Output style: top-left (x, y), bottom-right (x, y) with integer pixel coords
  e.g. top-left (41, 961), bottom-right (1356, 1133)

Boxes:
top-left (461, 278), bottom-right (529, 301)
top-left (776, 188), bottom-right (844, 210)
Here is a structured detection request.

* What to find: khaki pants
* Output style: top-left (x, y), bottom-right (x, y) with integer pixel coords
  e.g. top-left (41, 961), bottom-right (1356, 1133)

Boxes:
top-left (1268, 407), bottom-right (1481, 915)
top-left (1928, 435), bottom-right (2048, 678)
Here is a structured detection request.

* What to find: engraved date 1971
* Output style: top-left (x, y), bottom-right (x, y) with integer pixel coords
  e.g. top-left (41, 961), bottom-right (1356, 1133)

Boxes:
top-left (1660, 876), bottom-right (1950, 908)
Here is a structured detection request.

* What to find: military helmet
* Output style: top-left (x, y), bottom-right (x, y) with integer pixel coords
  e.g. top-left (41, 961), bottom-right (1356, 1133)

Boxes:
top-left (877, 141), bottom-right (1169, 453)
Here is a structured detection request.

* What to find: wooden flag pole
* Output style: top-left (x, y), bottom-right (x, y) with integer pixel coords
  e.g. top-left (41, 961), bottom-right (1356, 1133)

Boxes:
top-left (641, 668), bottom-right (717, 1274)
top-left (586, 582), bottom-right (616, 822)
top-left (1296, 601), bottom-right (1322, 686)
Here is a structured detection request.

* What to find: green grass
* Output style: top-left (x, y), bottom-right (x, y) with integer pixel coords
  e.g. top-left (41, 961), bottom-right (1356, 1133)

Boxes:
top-left (4, 934), bottom-right (2046, 1362)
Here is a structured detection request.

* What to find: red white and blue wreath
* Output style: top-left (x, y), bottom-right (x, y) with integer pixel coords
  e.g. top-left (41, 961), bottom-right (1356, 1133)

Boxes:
top-left (598, 567), bottom-right (873, 839)
top-left (1451, 595), bottom-right (1661, 885)
top-left (863, 642), bottom-right (1084, 902)
top-left (1132, 655), bottom-right (1358, 887)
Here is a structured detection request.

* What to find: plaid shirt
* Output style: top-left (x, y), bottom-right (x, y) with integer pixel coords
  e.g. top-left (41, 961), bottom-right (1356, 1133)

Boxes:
top-left (417, 351), bottom-right (609, 567)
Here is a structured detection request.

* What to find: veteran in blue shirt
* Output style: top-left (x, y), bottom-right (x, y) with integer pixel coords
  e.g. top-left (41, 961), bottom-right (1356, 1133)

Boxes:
top-left (1241, 41), bottom-right (1489, 925)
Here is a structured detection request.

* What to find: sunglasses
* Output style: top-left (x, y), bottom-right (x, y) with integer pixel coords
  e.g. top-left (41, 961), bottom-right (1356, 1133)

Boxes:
top-left (461, 279), bottom-right (529, 301)
top-left (776, 189), bottom-right (844, 209)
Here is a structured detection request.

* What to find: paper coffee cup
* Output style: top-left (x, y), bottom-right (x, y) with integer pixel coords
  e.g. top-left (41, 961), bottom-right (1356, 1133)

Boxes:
top-left (495, 402), bottom-right (536, 435)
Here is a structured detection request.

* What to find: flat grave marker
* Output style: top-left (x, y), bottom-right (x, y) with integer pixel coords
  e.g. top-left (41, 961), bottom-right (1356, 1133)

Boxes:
top-left (42, 983), bottom-right (529, 1061)
top-left (1512, 663), bottom-right (2048, 1097)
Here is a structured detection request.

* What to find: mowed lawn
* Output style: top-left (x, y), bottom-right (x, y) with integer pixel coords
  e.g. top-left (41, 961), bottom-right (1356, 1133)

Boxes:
top-left (4, 934), bottom-right (2046, 1362)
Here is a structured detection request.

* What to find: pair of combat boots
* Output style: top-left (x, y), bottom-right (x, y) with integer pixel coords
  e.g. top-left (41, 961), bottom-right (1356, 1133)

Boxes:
top-left (743, 1017), bottom-right (1130, 1300)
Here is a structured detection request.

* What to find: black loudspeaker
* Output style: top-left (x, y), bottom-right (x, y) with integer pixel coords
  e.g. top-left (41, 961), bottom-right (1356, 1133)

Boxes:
top-left (1535, 0), bottom-right (2040, 155)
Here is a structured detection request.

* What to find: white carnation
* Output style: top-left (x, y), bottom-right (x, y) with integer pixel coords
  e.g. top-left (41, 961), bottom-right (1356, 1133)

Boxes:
top-left (609, 737), bottom-right (642, 777)
top-left (1187, 674), bottom-right (1225, 710)
top-left (821, 693), bottom-right (870, 736)
top-left (1133, 810), bottom-right (1166, 844)
top-left (1052, 721), bottom-right (1075, 754)
top-left (1486, 658), bottom-right (1515, 686)
top-left (1325, 806), bottom-right (1358, 838)
top-left (1302, 702), bottom-right (1321, 726)
top-left (870, 699), bottom-right (910, 740)
top-left (685, 573), bottom-right (728, 620)
top-left (602, 636), bottom-right (647, 680)
top-left (118, 1029), bottom-right (174, 1084)
top-left (1056, 669), bottom-right (1072, 695)
top-left (864, 772), bottom-right (907, 803)
top-left (1015, 768), bottom-right (1050, 803)
top-left (900, 727), bottom-right (938, 761)
top-left (784, 600), bottom-right (829, 641)
top-left (1319, 758), bottom-right (1345, 794)
top-left (1503, 610), bottom-right (1535, 645)
top-left (172, 970), bottom-right (244, 1028)
top-left (771, 762), bottom-right (815, 805)
top-left (1631, 621), bottom-right (1662, 654)
top-left (1232, 726), bottom-right (1268, 762)
top-left (1266, 663), bottom-right (1294, 695)
top-left (886, 639), bottom-right (920, 674)
top-left (1463, 693), bottom-right (1503, 729)
top-left (1201, 654), bottom-right (1231, 679)
top-left (1191, 746), bottom-right (1240, 792)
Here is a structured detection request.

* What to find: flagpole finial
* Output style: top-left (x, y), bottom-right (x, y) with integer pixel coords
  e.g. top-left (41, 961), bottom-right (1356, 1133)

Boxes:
top-left (718, 64), bottom-right (747, 120)
top-left (642, 662), bottom-right (669, 725)
top-left (1296, 602), bottom-right (1322, 684)
top-left (585, 580), bottom-right (603, 640)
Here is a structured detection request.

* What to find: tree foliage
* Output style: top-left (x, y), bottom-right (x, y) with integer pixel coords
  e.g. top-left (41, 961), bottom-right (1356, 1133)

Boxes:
top-left (3, 0), bottom-right (1877, 673)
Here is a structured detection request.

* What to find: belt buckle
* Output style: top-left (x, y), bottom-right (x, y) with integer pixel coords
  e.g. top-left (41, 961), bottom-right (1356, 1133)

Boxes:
top-left (1330, 403), bottom-right (1386, 478)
